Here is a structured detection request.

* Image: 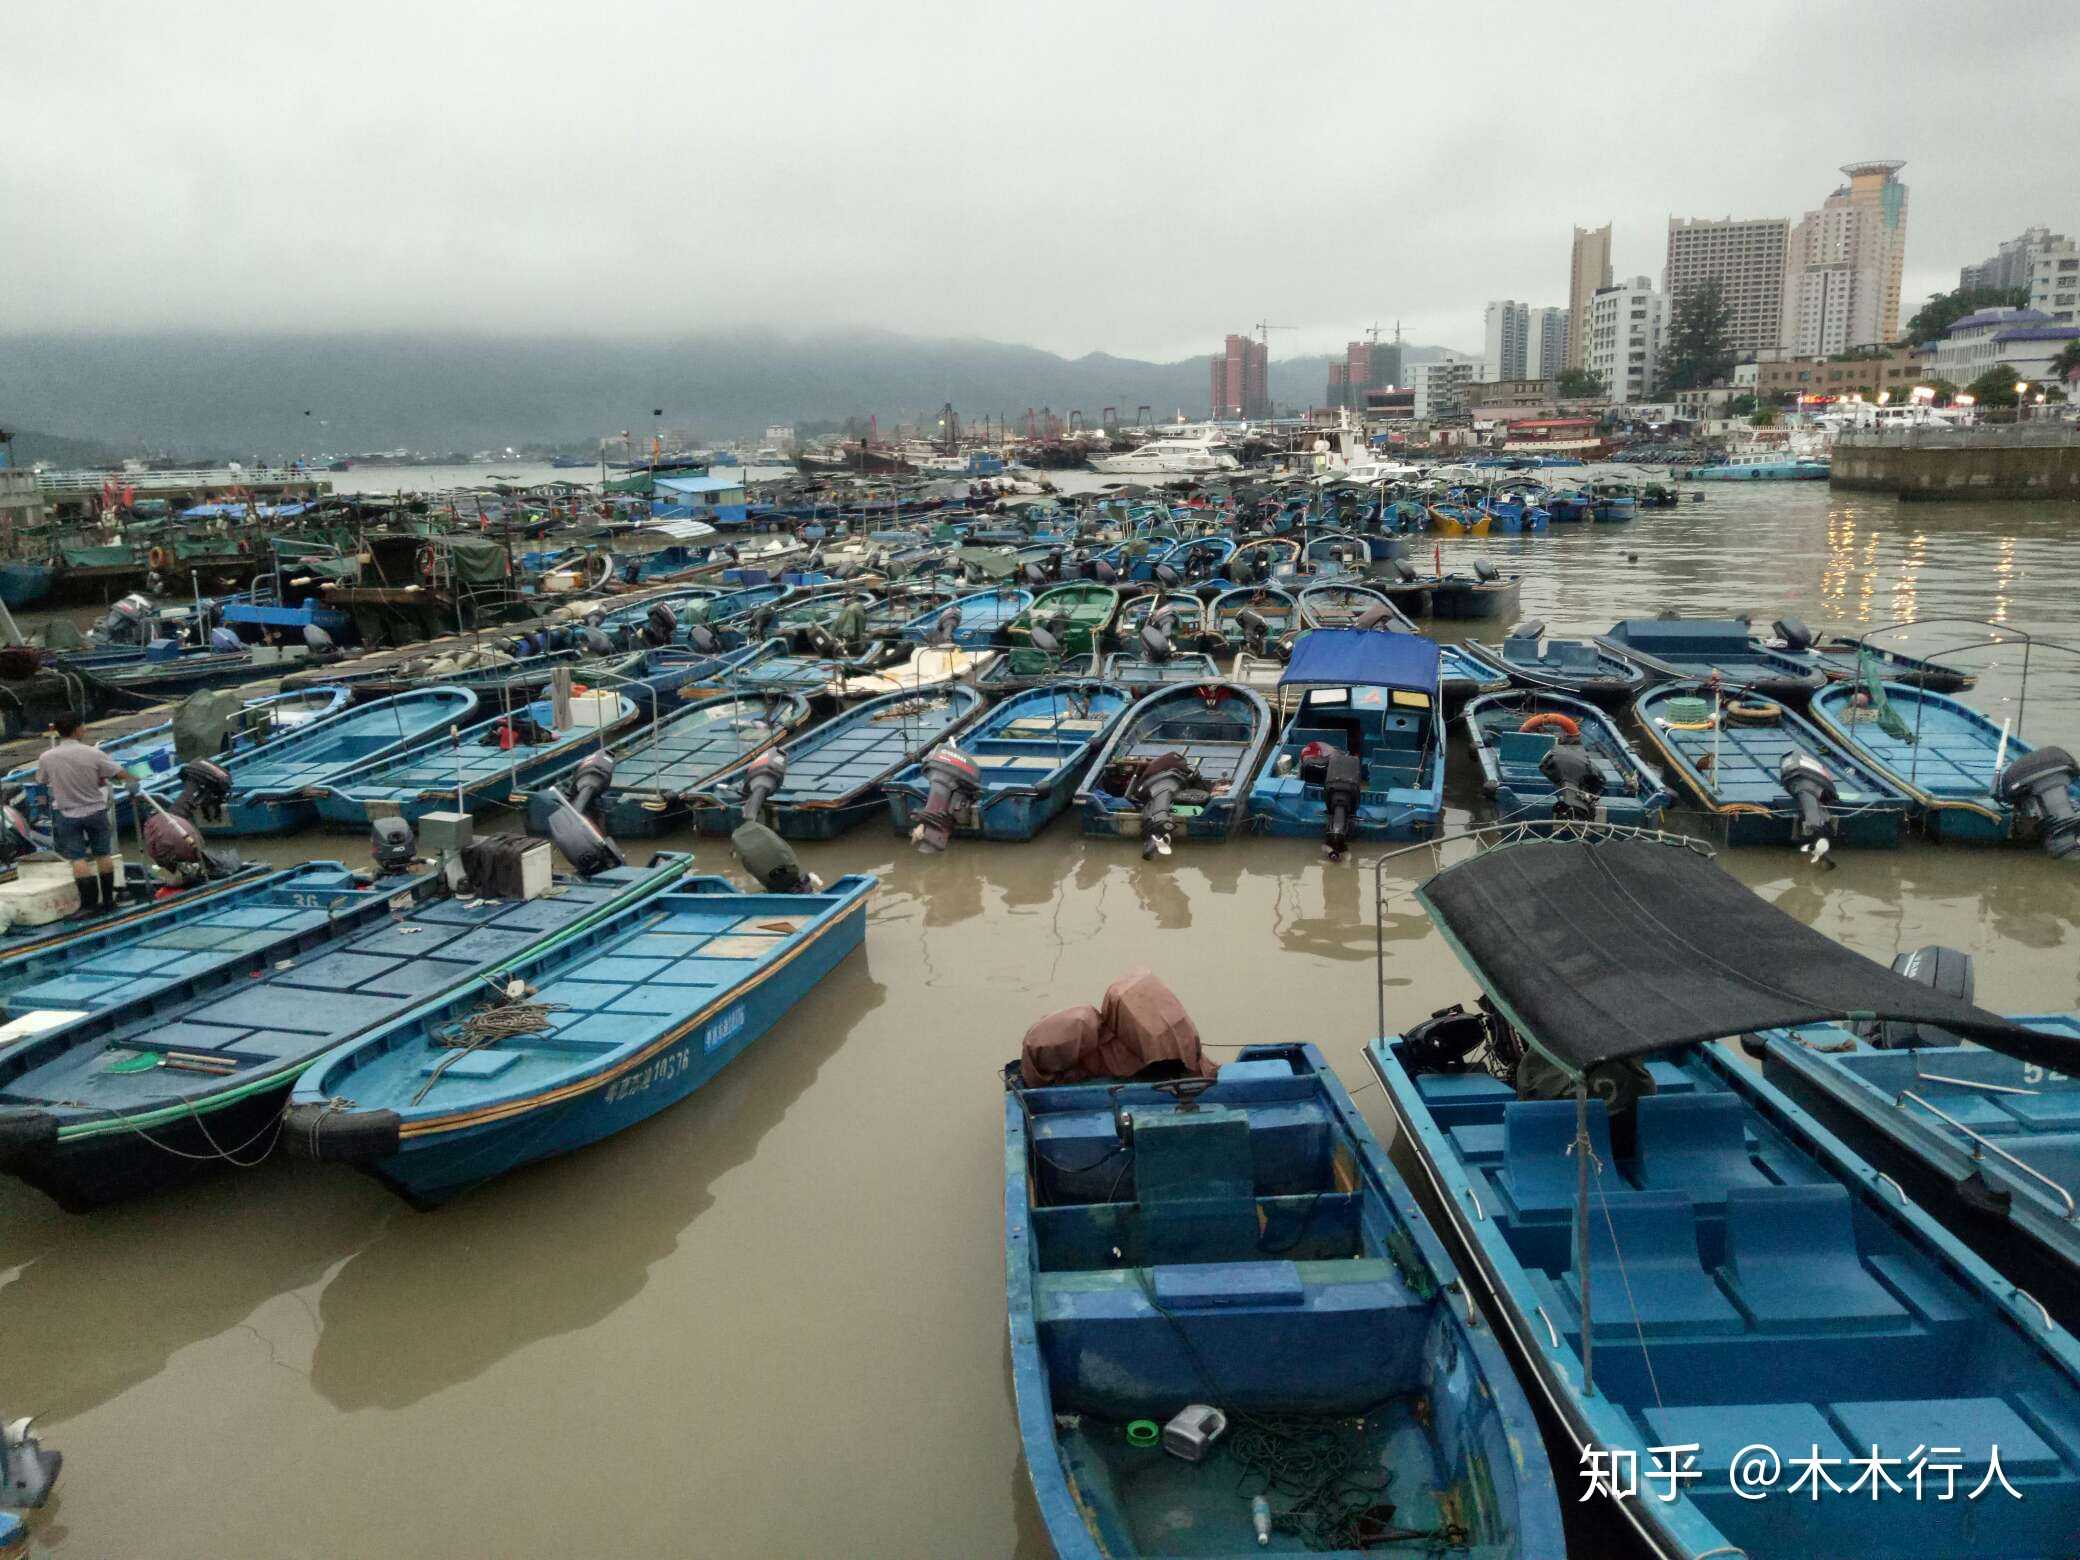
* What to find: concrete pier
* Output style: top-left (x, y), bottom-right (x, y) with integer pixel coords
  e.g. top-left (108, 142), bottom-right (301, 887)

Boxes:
top-left (1831, 426), bottom-right (2080, 502)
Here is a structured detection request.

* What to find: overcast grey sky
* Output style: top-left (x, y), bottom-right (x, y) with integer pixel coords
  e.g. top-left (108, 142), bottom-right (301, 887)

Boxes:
top-left (8, 2), bottom-right (2073, 360)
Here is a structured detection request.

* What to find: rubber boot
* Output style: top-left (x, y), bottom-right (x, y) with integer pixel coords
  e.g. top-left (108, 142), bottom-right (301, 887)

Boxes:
top-left (72, 873), bottom-right (102, 919)
top-left (97, 867), bottom-right (118, 914)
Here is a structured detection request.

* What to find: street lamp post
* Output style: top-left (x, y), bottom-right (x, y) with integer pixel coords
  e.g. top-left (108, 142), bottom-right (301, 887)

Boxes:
top-left (2015, 381), bottom-right (2030, 423)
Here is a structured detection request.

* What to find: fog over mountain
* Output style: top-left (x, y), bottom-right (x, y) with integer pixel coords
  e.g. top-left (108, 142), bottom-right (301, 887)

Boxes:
top-left (0, 330), bottom-right (1457, 458)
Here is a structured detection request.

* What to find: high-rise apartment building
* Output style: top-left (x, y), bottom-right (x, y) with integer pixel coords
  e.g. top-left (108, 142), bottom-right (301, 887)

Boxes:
top-left (1412, 355), bottom-right (1477, 420)
top-left (1326, 338), bottom-right (1403, 408)
top-left (1566, 225), bottom-right (1613, 371)
top-left (1526, 307), bottom-right (1568, 379)
top-left (1585, 277), bottom-right (1667, 402)
top-left (1664, 216), bottom-right (1790, 355)
top-left (1780, 161), bottom-right (1910, 355)
top-left (1210, 333), bottom-right (1269, 419)
top-left (2027, 236), bottom-right (2079, 325)
top-left (1962, 227), bottom-right (2066, 293)
top-left (1483, 301), bottom-right (1529, 380)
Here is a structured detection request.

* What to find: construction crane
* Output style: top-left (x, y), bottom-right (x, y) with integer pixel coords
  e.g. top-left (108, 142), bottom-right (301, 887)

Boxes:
top-left (1100, 405), bottom-right (1118, 431)
top-left (1254, 322), bottom-right (1296, 353)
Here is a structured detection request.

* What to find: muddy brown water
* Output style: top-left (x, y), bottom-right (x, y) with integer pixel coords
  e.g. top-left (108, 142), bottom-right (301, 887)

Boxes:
top-left (5, 484), bottom-right (2080, 1557)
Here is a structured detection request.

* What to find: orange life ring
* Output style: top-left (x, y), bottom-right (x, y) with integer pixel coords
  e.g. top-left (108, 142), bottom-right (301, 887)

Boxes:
top-left (147, 545), bottom-right (171, 571)
top-left (1519, 713), bottom-right (1580, 738)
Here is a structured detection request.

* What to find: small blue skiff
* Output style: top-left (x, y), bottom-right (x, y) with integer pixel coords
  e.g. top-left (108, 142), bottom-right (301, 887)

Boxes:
top-left (1464, 689), bottom-right (1674, 827)
top-left (1079, 680), bottom-right (1273, 853)
top-left (1602, 618), bottom-right (1827, 701)
top-left (285, 872), bottom-right (875, 1206)
top-left (1461, 625), bottom-right (1649, 703)
top-left (884, 682), bottom-right (1132, 844)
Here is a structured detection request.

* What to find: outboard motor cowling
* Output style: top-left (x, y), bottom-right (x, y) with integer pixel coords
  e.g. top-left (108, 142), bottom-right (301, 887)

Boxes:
top-left (565, 752), bottom-right (616, 824)
top-left (581, 627), bottom-right (614, 657)
top-left (1237, 608), bottom-right (1271, 657)
top-left (1778, 749), bottom-right (1840, 859)
top-left (546, 793), bottom-right (623, 878)
top-left (1539, 741), bottom-right (1606, 822)
top-left (642, 603), bottom-right (678, 648)
top-left (1773, 616), bottom-right (1815, 652)
top-left (210, 625), bottom-right (242, 654)
top-left (174, 759), bottom-right (234, 825)
top-left (738, 751), bottom-right (788, 828)
top-left (1127, 752), bottom-right (1195, 860)
top-left (1351, 603), bottom-right (1399, 633)
top-left (369, 816), bottom-right (418, 874)
top-left (1138, 609), bottom-right (1176, 664)
top-left (731, 821), bottom-right (820, 893)
top-left (910, 747), bottom-right (982, 853)
top-left (1472, 558), bottom-right (1500, 583)
top-left (1321, 750), bottom-right (1363, 861)
top-left (1997, 746), bottom-right (2080, 858)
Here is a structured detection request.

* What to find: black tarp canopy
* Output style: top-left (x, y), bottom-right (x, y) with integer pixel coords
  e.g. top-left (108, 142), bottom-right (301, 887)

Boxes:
top-left (1418, 836), bottom-right (2069, 1074)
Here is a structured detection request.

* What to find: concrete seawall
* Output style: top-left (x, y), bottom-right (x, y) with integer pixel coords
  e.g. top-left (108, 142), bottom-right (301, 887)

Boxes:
top-left (1831, 427), bottom-right (2080, 502)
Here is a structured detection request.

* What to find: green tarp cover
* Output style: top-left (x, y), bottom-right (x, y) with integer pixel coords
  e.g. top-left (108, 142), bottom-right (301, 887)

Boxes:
top-left (172, 690), bottom-right (257, 763)
top-left (60, 545), bottom-right (135, 568)
top-left (441, 536), bottom-right (509, 585)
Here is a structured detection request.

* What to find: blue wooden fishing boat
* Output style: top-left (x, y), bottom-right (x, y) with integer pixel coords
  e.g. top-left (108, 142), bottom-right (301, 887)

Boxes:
top-left (900, 585), bottom-right (1032, 647)
top-left (0, 560), bottom-right (54, 610)
top-left (1079, 681), bottom-right (1272, 854)
top-left (1295, 581), bottom-right (1414, 631)
top-left (1367, 833), bottom-right (2080, 1559)
top-left (314, 694), bottom-right (638, 828)
top-left (1479, 491), bottom-right (1552, 533)
top-left (0, 861), bottom-right (408, 1035)
top-left (695, 683), bottom-right (984, 839)
top-left (139, 687), bottom-right (481, 837)
top-left (976, 648), bottom-right (1102, 691)
top-left (1582, 478), bottom-right (1639, 520)
top-left (1461, 624), bottom-right (1650, 703)
top-left (1248, 630), bottom-right (1444, 852)
top-left (282, 872), bottom-right (874, 1206)
top-left (1007, 1036), bottom-right (1562, 1558)
top-left (5, 686), bottom-right (351, 804)
top-left (1112, 589), bottom-right (1206, 649)
top-left (1097, 650), bottom-right (1222, 691)
top-left (1806, 631), bottom-right (1976, 693)
top-left (1464, 689), bottom-right (1674, 827)
top-left (884, 682), bottom-right (1131, 845)
top-left (1137, 533), bottom-right (1233, 584)
top-left (0, 853), bottom-right (689, 1209)
top-left (522, 691), bottom-right (811, 838)
top-left (1425, 562), bottom-right (1520, 621)
top-left (1685, 454), bottom-right (1830, 480)
top-left (1206, 586), bottom-right (1297, 652)
top-left (1634, 681), bottom-right (1912, 848)
top-left (1602, 618), bottom-right (1828, 700)
top-left (1756, 996), bottom-right (2080, 1330)
top-left (1438, 643), bottom-right (1509, 709)
top-left (1806, 681), bottom-right (2080, 853)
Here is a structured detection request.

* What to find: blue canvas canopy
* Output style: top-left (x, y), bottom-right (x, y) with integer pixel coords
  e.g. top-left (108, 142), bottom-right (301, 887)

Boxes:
top-left (1280, 627), bottom-right (1440, 693)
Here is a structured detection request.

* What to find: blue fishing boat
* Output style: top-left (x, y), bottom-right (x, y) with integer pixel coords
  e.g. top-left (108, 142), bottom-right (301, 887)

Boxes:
top-left (884, 682), bottom-right (1131, 845)
top-left (1367, 833), bottom-right (2080, 1559)
top-left (1602, 618), bottom-right (1828, 700)
top-left (1686, 454), bottom-right (1830, 480)
top-left (1206, 586), bottom-right (1298, 653)
top-left (1137, 533), bottom-right (1233, 584)
top-left (1582, 479), bottom-right (1639, 520)
top-left (1438, 643), bottom-right (1509, 709)
top-left (695, 683), bottom-right (984, 839)
top-left (976, 648), bottom-right (1103, 691)
top-left (1754, 987), bottom-right (2080, 1330)
top-left (1295, 581), bottom-right (1414, 632)
top-left (0, 853), bottom-right (690, 1209)
top-left (522, 691), bottom-right (811, 838)
top-left (0, 861), bottom-right (409, 1036)
top-left (1807, 681), bottom-right (2080, 854)
top-left (1480, 490), bottom-right (1552, 533)
top-left (1634, 681), bottom-right (1912, 848)
top-left (1461, 623), bottom-right (1650, 703)
top-left (0, 560), bottom-right (54, 610)
top-left (1007, 1034), bottom-right (1562, 1558)
top-left (1248, 630), bottom-right (1444, 853)
top-left (5, 686), bottom-right (351, 806)
top-left (900, 585), bottom-right (1032, 647)
top-left (1425, 561), bottom-right (1521, 621)
top-left (283, 872), bottom-right (874, 1205)
top-left (1464, 689), bottom-right (1674, 827)
top-left (1806, 632), bottom-right (1976, 692)
top-left (140, 687), bottom-right (481, 837)
top-left (1112, 589), bottom-right (1206, 649)
top-left (1079, 681), bottom-right (1273, 855)
top-left (1098, 650), bottom-right (1222, 691)
top-left (313, 694), bottom-right (638, 828)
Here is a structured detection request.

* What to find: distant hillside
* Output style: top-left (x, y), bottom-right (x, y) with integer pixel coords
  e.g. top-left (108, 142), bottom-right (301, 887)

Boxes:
top-left (0, 426), bottom-right (129, 468)
top-left (0, 330), bottom-right (1461, 458)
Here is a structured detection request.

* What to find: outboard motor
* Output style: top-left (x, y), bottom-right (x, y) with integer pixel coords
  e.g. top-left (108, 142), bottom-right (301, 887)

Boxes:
top-left (1772, 616), bottom-right (1815, 652)
top-left (303, 624), bottom-right (336, 656)
top-left (1020, 558), bottom-right (1050, 589)
top-left (1028, 613), bottom-right (1069, 661)
top-left (369, 816), bottom-right (418, 874)
top-left (1138, 608), bottom-right (1176, 664)
top-left (731, 821), bottom-right (820, 893)
top-left (685, 618), bottom-right (722, 655)
top-left (210, 625), bottom-right (242, 654)
top-left (101, 593), bottom-right (152, 645)
top-left (1127, 752), bottom-right (1196, 860)
top-left (1539, 740), bottom-right (1606, 822)
top-left (546, 791), bottom-right (624, 878)
top-left (1854, 945), bottom-right (1974, 1049)
top-left (145, 762), bottom-right (241, 883)
top-left (1153, 561), bottom-right (1183, 589)
top-left (581, 626), bottom-right (615, 657)
top-left (909, 747), bottom-right (982, 853)
top-left (565, 752), bottom-right (616, 824)
top-left (1391, 557), bottom-right (1420, 584)
top-left (1472, 558), bottom-right (1500, 584)
top-left (1508, 619), bottom-right (1546, 644)
top-left (0, 797), bottom-right (45, 865)
top-left (642, 603), bottom-right (678, 648)
top-left (2, 1412), bottom-right (61, 1511)
top-left (172, 759), bottom-right (234, 825)
top-left (1237, 608), bottom-right (1272, 658)
top-left (1351, 603), bottom-right (1400, 633)
top-left (738, 751), bottom-right (788, 828)
top-left (1778, 749), bottom-right (1840, 861)
top-left (1997, 746), bottom-right (2080, 858)
top-left (1320, 750), bottom-right (1364, 861)
top-left (924, 606), bottom-right (962, 647)
top-left (1087, 557), bottom-right (1118, 584)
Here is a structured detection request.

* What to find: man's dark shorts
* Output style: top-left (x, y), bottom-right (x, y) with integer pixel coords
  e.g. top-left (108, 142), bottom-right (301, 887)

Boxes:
top-left (52, 811), bottom-right (113, 862)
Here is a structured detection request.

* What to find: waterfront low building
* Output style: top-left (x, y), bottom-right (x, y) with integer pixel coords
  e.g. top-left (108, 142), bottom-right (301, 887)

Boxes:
top-left (1754, 345), bottom-right (1928, 403)
top-left (651, 473), bottom-right (748, 525)
top-left (1925, 308), bottom-right (2080, 390)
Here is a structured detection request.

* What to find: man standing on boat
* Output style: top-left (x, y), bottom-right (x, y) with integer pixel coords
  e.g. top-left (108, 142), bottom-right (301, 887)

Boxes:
top-left (36, 714), bottom-right (141, 919)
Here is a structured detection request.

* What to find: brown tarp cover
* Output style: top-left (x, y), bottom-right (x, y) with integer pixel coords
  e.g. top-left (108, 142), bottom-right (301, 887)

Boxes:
top-left (1019, 968), bottom-right (1218, 1087)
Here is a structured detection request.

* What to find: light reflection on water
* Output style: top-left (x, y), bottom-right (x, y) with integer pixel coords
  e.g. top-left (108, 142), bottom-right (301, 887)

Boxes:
top-left (5, 482), bottom-right (2080, 1557)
